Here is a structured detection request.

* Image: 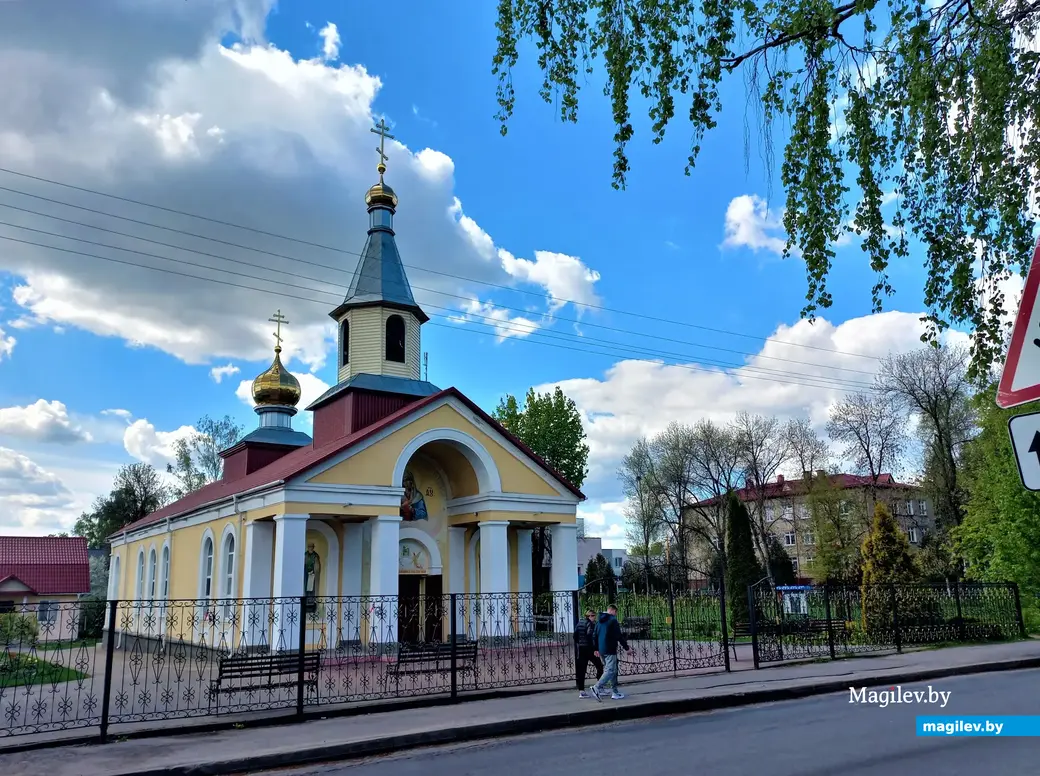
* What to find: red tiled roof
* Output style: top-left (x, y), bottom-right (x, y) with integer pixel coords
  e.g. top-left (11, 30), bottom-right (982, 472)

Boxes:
top-left (0, 536), bottom-right (90, 595)
top-left (691, 473), bottom-right (914, 508)
top-left (114, 387), bottom-right (585, 537)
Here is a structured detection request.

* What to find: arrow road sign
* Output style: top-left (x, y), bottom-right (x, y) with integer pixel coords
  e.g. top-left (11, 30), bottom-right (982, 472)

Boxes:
top-left (1008, 411), bottom-right (1040, 490)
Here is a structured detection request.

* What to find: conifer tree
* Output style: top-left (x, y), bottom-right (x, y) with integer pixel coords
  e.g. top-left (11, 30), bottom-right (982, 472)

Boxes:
top-left (860, 502), bottom-right (918, 635)
top-left (726, 493), bottom-right (763, 625)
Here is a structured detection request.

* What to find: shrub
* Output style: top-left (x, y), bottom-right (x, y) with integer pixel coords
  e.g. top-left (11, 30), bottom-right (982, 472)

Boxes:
top-left (0, 613), bottom-right (39, 646)
top-left (78, 597), bottom-right (107, 639)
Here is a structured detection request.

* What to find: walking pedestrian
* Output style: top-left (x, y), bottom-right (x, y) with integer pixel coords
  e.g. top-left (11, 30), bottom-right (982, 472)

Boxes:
top-left (574, 609), bottom-right (604, 698)
top-left (590, 604), bottom-right (629, 701)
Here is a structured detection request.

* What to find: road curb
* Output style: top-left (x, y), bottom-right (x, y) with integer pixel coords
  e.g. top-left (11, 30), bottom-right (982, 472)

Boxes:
top-left (103, 656), bottom-right (1040, 776)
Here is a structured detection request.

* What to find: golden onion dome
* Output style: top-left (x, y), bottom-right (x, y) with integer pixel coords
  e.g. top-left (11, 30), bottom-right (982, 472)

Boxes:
top-left (251, 347), bottom-right (302, 407)
top-left (365, 164), bottom-right (398, 209)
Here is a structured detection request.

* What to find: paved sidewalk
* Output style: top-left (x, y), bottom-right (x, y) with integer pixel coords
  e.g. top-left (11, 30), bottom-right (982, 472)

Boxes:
top-left (2, 641), bottom-right (1038, 776)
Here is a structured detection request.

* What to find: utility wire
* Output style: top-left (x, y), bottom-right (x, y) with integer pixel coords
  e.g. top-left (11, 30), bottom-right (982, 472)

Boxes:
top-left (0, 166), bottom-right (881, 361)
top-left (0, 232), bottom-right (883, 395)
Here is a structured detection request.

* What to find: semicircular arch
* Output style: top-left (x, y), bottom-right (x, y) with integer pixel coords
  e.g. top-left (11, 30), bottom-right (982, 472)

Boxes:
top-left (392, 427), bottom-right (502, 496)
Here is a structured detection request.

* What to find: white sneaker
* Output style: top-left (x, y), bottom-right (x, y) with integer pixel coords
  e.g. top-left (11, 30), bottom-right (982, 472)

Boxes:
top-left (589, 686), bottom-right (602, 702)
top-left (579, 691), bottom-right (590, 699)
top-left (611, 691), bottom-right (625, 699)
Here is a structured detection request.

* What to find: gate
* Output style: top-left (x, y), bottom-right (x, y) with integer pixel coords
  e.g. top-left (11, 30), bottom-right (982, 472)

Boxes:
top-left (749, 580), bottom-right (838, 668)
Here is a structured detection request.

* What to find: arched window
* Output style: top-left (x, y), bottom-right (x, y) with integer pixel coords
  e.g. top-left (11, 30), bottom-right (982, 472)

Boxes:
top-left (135, 551), bottom-right (145, 600)
top-left (147, 548), bottom-right (157, 601)
top-left (110, 555), bottom-right (121, 601)
top-left (385, 315), bottom-right (405, 362)
top-left (160, 545), bottom-right (170, 600)
top-left (222, 535), bottom-right (236, 599)
top-left (201, 537), bottom-right (214, 598)
top-left (341, 320), bottom-right (350, 365)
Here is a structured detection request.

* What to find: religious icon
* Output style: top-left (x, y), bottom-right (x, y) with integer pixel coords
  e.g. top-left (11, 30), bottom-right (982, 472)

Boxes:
top-left (399, 470), bottom-right (428, 521)
top-left (304, 542), bottom-right (321, 614)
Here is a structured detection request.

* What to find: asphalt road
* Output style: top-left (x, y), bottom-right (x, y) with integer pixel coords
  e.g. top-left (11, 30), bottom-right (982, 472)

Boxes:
top-left (257, 668), bottom-right (1040, 776)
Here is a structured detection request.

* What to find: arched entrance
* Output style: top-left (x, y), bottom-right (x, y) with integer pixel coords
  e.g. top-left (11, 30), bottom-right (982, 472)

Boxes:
top-left (397, 528), bottom-right (443, 643)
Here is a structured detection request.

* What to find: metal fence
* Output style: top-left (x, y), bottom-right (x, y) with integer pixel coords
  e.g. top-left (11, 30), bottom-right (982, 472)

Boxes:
top-left (746, 581), bottom-right (1026, 668)
top-left (0, 589), bottom-right (729, 741)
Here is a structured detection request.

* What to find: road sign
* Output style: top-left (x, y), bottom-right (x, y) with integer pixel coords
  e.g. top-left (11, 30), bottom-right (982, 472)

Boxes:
top-left (997, 237), bottom-right (1040, 408)
top-left (1007, 411), bottom-right (1040, 490)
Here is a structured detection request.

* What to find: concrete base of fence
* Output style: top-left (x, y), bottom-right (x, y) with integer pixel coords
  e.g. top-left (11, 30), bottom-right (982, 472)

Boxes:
top-left (2, 641), bottom-right (1039, 776)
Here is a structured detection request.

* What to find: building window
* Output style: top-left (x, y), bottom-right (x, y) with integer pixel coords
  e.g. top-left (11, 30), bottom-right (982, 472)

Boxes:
top-left (136, 551), bottom-right (146, 600)
top-left (765, 503), bottom-right (774, 520)
top-left (907, 527), bottom-right (919, 544)
top-left (918, 500), bottom-right (928, 516)
top-left (905, 499), bottom-right (914, 516)
top-left (340, 320), bottom-right (350, 365)
top-left (148, 549), bottom-right (157, 601)
top-left (783, 532), bottom-right (796, 547)
top-left (805, 554), bottom-right (815, 566)
top-left (37, 601), bottom-right (57, 625)
top-left (201, 537), bottom-right (214, 598)
top-left (782, 501), bottom-right (794, 517)
top-left (385, 315), bottom-right (406, 362)
top-left (160, 546), bottom-right (170, 600)
top-left (110, 555), bottom-right (121, 601)
top-left (0, 600), bottom-right (15, 614)
top-left (222, 535), bottom-right (236, 598)
top-left (839, 500), bottom-right (850, 516)
top-left (791, 559), bottom-right (799, 573)
top-left (614, 557), bottom-right (622, 568)
top-left (803, 532), bottom-right (815, 546)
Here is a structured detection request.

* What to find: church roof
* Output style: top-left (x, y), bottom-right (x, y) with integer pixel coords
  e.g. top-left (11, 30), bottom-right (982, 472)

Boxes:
top-left (306, 373), bottom-right (441, 411)
top-left (234, 427), bottom-right (314, 448)
top-left (113, 387), bottom-right (585, 538)
top-left (330, 229), bottom-right (429, 323)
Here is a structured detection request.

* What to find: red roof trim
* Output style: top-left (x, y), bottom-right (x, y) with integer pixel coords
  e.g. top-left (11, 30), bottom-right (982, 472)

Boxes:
top-left (115, 387), bottom-right (585, 537)
top-left (689, 473), bottom-right (917, 508)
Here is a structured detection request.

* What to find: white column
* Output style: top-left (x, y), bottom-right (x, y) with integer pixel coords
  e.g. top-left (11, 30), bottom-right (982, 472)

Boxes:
top-left (241, 521), bottom-right (274, 651)
top-left (339, 523), bottom-right (364, 645)
top-left (272, 514), bottom-right (308, 651)
top-left (550, 523), bottom-right (579, 632)
top-left (368, 515), bottom-right (401, 643)
top-left (448, 527), bottom-right (467, 641)
top-left (478, 521), bottom-right (511, 639)
top-left (515, 528), bottom-right (534, 635)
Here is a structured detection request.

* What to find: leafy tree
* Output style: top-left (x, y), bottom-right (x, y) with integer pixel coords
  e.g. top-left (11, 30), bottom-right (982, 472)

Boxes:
top-left (73, 463), bottom-right (169, 549)
top-left (861, 502), bottom-right (918, 635)
top-left (725, 493), bottom-right (764, 625)
top-left (493, 386), bottom-right (589, 592)
top-left (766, 535), bottom-right (797, 586)
top-left (167, 414), bottom-right (244, 499)
top-left (620, 437), bottom-right (664, 573)
top-left (807, 473), bottom-right (863, 582)
top-left (956, 386), bottom-right (1040, 610)
top-left (584, 554), bottom-right (617, 600)
top-left (491, 0), bottom-right (1038, 374)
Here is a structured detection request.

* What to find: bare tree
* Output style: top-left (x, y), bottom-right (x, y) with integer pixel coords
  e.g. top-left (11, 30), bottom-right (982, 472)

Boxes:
top-left (784, 418), bottom-right (831, 476)
top-left (826, 393), bottom-right (907, 501)
top-left (645, 423), bottom-right (698, 580)
top-left (619, 438), bottom-right (665, 592)
top-left (730, 412), bottom-right (791, 565)
top-left (876, 345), bottom-right (975, 533)
top-left (684, 419), bottom-right (743, 566)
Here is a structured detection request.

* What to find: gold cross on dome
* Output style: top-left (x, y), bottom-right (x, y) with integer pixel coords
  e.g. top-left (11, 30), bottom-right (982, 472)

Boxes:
top-left (371, 117), bottom-right (395, 170)
top-left (268, 310), bottom-right (289, 349)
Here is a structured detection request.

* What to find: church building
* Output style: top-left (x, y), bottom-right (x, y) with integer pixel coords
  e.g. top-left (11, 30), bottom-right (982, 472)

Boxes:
top-left (106, 124), bottom-right (583, 648)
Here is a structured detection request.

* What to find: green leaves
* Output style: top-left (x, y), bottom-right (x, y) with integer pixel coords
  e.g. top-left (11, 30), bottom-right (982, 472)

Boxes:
top-left (165, 414), bottom-right (244, 500)
top-left (493, 0), bottom-right (1040, 376)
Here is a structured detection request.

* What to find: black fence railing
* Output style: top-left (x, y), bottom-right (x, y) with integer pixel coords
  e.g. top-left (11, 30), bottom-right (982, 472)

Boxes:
top-left (746, 581), bottom-right (1026, 668)
top-left (0, 590), bottom-right (731, 742)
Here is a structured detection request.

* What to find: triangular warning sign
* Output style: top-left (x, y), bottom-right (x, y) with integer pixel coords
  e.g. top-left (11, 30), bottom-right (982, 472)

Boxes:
top-left (997, 237), bottom-right (1040, 408)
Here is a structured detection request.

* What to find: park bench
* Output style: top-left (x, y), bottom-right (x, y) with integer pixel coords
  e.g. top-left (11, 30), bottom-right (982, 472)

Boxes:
top-left (384, 641), bottom-right (479, 692)
top-left (208, 650), bottom-right (321, 699)
top-left (621, 616), bottom-right (652, 640)
top-left (729, 622), bottom-right (752, 661)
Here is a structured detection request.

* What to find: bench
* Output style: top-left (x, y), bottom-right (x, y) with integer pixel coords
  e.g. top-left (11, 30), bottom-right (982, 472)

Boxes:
top-left (385, 641), bottom-right (479, 692)
top-left (728, 619), bottom-right (839, 661)
top-left (621, 617), bottom-right (652, 640)
top-left (729, 622), bottom-right (752, 661)
top-left (209, 650), bottom-right (321, 699)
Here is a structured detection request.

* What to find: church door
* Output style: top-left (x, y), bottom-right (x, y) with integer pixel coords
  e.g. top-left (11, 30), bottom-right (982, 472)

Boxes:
top-left (398, 575), bottom-right (421, 644)
top-left (422, 575), bottom-right (444, 643)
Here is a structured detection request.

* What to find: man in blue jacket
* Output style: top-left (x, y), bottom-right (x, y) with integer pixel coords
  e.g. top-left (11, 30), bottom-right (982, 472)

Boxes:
top-left (590, 604), bottom-right (629, 700)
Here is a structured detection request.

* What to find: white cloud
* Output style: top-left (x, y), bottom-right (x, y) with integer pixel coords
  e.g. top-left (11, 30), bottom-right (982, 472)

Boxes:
top-left (210, 363), bottom-right (240, 383)
top-left (722, 194), bottom-right (787, 255)
top-left (499, 250), bottom-right (602, 313)
top-left (0, 399), bottom-right (93, 444)
top-left (234, 370), bottom-right (331, 417)
top-left (318, 22), bottom-right (340, 62)
top-left (451, 299), bottom-right (541, 341)
top-left (0, 447), bottom-right (77, 534)
top-left (578, 500), bottom-right (628, 548)
top-left (0, 325), bottom-right (14, 362)
top-left (123, 419), bottom-right (196, 467)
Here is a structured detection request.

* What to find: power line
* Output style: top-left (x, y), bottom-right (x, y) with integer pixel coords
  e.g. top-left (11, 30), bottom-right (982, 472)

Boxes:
top-left (0, 166), bottom-right (882, 361)
top-left (0, 203), bottom-right (879, 380)
top-left (0, 232), bottom-right (883, 395)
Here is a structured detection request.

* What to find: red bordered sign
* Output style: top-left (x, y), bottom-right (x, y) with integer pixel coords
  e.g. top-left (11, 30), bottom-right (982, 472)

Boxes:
top-left (997, 237), bottom-right (1040, 409)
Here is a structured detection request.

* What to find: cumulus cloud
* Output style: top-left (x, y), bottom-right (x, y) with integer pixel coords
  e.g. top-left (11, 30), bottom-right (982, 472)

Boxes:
top-left (0, 447), bottom-right (77, 534)
top-left (450, 299), bottom-right (541, 341)
top-left (722, 194), bottom-right (787, 255)
top-left (210, 363), bottom-right (240, 383)
top-left (0, 2), bottom-right (601, 378)
top-left (235, 370), bottom-right (331, 418)
top-left (123, 419), bottom-right (196, 466)
top-left (0, 399), bottom-right (93, 444)
top-left (318, 22), bottom-right (340, 62)
top-left (0, 325), bottom-right (14, 362)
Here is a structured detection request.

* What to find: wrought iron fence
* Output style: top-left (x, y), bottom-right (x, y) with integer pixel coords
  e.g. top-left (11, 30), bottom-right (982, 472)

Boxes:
top-left (1, 589), bottom-right (730, 742)
top-left (747, 581), bottom-right (1026, 668)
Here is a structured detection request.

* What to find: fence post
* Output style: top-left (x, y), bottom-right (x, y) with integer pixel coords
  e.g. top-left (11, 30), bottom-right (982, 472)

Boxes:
top-left (296, 596), bottom-right (307, 718)
top-left (718, 574), bottom-right (731, 673)
top-left (667, 585), bottom-right (678, 676)
top-left (891, 584), bottom-right (902, 654)
top-left (748, 584), bottom-right (760, 670)
top-left (953, 580), bottom-right (965, 642)
top-left (99, 599), bottom-right (119, 744)
top-left (1012, 583), bottom-right (1027, 638)
top-left (823, 584), bottom-right (836, 661)
top-left (450, 593), bottom-right (458, 700)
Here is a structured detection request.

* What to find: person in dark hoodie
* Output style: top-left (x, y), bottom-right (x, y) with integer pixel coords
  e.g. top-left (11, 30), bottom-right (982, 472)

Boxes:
top-left (590, 604), bottom-right (629, 700)
top-left (574, 609), bottom-right (604, 698)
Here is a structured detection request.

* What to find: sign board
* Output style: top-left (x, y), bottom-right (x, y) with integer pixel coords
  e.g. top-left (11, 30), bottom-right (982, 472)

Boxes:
top-left (997, 237), bottom-right (1040, 408)
top-left (1007, 411), bottom-right (1040, 491)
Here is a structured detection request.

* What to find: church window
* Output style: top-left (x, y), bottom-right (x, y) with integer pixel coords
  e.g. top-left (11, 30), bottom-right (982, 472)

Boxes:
top-left (341, 320), bottom-right (350, 364)
top-left (160, 545), bottom-right (170, 600)
top-left (147, 548), bottom-right (157, 602)
top-left (222, 535), bottom-right (236, 599)
top-left (135, 551), bottom-right (145, 600)
top-left (201, 537), bottom-right (214, 598)
top-left (110, 555), bottom-right (121, 601)
top-left (386, 315), bottom-right (405, 362)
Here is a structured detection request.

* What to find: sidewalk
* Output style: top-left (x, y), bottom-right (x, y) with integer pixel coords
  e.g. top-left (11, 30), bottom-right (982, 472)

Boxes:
top-left (2, 640), bottom-right (1038, 776)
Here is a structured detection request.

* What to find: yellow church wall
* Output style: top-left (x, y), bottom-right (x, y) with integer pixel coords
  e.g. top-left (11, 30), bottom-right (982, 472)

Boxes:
top-left (308, 404), bottom-right (565, 498)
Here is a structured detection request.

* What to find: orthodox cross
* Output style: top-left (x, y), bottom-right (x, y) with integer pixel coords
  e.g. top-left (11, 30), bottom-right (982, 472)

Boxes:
top-left (269, 310), bottom-right (289, 349)
top-left (371, 118), bottom-right (395, 170)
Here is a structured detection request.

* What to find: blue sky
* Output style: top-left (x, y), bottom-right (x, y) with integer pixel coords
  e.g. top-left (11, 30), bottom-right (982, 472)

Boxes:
top-left (0, 0), bottom-right (965, 543)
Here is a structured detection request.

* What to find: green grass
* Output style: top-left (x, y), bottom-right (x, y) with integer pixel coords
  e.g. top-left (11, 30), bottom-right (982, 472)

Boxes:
top-left (0, 651), bottom-right (89, 688)
top-left (32, 638), bottom-right (100, 652)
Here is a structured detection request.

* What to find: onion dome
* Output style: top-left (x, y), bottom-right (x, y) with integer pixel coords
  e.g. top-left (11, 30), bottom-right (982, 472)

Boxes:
top-left (251, 345), bottom-right (302, 407)
top-left (365, 163), bottom-right (398, 209)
